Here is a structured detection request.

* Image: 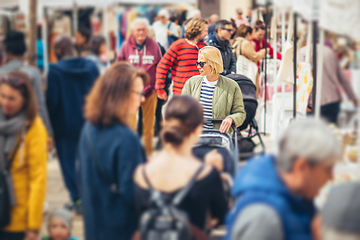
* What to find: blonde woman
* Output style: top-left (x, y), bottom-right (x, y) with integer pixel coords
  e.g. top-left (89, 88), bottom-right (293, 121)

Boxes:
top-left (182, 46), bottom-right (246, 134)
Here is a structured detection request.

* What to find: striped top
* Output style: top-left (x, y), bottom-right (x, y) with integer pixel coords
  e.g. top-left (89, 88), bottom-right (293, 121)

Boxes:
top-left (200, 77), bottom-right (218, 129)
top-left (155, 38), bottom-right (207, 95)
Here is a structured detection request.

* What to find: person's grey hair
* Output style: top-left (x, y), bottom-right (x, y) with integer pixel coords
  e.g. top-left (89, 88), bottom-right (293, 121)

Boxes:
top-left (322, 225), bottom-right (360, 240)
top-left (132, 18), bottom-right (150, 31)
top-left (276, 118), bottom-right (342, 172)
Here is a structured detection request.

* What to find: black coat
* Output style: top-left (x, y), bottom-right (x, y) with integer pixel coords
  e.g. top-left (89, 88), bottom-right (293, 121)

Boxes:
top-left (207, 33), bottom-right (237, 75)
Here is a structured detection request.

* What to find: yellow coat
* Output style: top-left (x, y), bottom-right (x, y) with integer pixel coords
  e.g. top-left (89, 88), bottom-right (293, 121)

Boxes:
top-left (3, 116), bottom-right (48, 232)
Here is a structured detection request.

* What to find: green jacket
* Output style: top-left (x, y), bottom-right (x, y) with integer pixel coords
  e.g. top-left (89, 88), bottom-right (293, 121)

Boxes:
top-left (182, 75), bottom-right (246, 134)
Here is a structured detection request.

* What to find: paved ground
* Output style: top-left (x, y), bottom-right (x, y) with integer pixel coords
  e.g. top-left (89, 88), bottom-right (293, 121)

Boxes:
top-left (40, 134), bottom-right (273, 239)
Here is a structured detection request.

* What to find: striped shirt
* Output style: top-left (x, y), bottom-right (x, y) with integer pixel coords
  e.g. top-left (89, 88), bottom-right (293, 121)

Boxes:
top-left (200, 77), bottom-right (218, 129)
top-left (155, 38), bottom-right (207, 95)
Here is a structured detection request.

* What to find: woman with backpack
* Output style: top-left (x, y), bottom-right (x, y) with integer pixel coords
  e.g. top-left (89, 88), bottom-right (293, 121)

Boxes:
top-left (0, 71), bottom-right (48, 240)
top-left (133, 95), bottom-right (228, 239)
top-left (78, 62), bottom-right (148, 240)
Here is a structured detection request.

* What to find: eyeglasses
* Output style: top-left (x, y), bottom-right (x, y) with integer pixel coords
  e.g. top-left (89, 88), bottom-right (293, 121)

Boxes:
top-left (132, 90), bottom-right (145, 97)
top-left (0, 75), bottom-right (25, 87)
top-left (237, 12), bottom-right (243, 15)
top-left (221, 28), bottom-right (233, 33)
top-left (195, 61), bottom-right (207, 68)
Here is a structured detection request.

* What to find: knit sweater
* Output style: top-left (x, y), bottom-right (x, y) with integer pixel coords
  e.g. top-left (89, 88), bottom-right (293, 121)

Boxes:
top-left (155, 38), bottom-right (207, 95)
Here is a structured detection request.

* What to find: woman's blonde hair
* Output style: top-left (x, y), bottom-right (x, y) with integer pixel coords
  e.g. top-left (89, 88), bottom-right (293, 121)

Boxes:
top-left (199, 46), bottom-right (223, 74)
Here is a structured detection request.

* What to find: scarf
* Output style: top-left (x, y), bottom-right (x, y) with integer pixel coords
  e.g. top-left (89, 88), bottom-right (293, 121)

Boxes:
top-left (0, 108), bottom-right (26, 171)
top-left (215, 33), bottom-right (230, 51)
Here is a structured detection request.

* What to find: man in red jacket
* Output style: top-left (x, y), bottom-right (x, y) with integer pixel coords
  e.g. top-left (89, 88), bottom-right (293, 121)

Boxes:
top-left (117, 18), bottom-right (162, 155)
top-left (252, 20), bottom-right (282, 63)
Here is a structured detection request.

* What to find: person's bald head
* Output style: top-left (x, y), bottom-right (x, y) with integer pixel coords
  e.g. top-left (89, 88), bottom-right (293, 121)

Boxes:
top-left (209, 14), bottom-right (219, 24)
top-left (54, 35), bottom-right (74, 60)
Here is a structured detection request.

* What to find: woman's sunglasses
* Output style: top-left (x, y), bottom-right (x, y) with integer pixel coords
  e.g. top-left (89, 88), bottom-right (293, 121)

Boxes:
top-left (0, 75), bottom-right (25, 87)
top-left (196, 61), bottom-right (207, 68)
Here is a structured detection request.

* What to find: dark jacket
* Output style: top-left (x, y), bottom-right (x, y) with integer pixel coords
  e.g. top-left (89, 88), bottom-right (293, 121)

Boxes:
top-left (46, 57), bottom-right (99, 140)
top-left (78, 121), bottom-right (146, 240)
top-left (207, 33), bottom-right (237, 75)
top-left (225, 155), bottom-right (316, 240)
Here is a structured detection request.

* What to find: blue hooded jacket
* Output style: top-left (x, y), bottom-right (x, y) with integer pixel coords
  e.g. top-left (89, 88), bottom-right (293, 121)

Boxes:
top-left (46, 58), bottom-right (99, 140)
top-left (225, 155), bottom-right (316, 240)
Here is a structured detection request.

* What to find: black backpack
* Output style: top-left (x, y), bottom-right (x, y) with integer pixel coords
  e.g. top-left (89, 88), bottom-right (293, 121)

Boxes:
top-left (139, 164), bottom-right (205, 240)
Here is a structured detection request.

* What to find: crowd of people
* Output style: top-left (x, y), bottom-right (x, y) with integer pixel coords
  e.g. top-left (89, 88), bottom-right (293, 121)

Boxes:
top-left (0, 6), bottom-right (358, 240)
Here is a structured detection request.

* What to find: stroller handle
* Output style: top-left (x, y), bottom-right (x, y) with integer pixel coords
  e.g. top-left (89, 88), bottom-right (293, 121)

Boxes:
top-left (206, 118), bottom-right (237, 133)
top-left (206, 118), bottom-right (239, 175)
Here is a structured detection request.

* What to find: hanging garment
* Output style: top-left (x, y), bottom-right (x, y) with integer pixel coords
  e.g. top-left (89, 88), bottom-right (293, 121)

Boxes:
top-left (277, 14), bottom-right (294, 84)
top-left (319, 0), bottom-right (360, 42)
top-left (296, 25), bottom-right (313, 115)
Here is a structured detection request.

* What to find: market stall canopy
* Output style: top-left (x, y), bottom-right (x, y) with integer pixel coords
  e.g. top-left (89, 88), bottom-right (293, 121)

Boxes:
top-left (319, 0), bottom-right (360, 42)
top-left (40, 0), bottom-right (195, 6)
top-left (293, 0), bottom-right (320, 21)
top-left (0, 0), bottom-right (19, 9)
top-left (39, 0), bottom-right (114, 7)
top-left (256, 0), bottom-right (292, 8)
top-left (114, 0), bottom-right (196, 3)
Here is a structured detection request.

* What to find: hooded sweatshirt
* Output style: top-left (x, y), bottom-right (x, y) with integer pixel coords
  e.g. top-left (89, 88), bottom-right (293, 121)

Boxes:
top-left (225, 155), bottom-right (316, 240)
top-left (46, 57), bottom-right (99, 140)
top-left (117, 35), bottom-right (162, 99)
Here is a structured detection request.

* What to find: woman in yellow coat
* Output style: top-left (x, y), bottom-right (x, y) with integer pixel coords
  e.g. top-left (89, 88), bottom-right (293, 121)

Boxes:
top-left (0, 71), bottom-right (47, 240)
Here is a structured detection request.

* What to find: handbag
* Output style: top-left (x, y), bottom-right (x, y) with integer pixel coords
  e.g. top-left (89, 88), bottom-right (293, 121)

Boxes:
top-left (0, 132), bottom-right (24, 227)
top-left (277, 14), bottom-right (294, 85)
top-left (236, 40), bottom-right (258, 84)
top-left (296, 24), bottom-right (314, 115)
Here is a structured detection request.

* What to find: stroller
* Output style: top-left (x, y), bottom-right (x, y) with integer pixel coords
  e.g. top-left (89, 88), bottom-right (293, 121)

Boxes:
top-left (192, 119), bottom-right (238, 206)
top-left (226, 74), bottom-right (265, 160)
top-left (192, 119), bottom-right (238, 176)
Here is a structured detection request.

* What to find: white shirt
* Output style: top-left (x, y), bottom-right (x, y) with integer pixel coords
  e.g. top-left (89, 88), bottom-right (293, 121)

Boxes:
top-left (199, 76), bottom-right (218, 129)
top-left (152, 20), bottom-right (179, 50)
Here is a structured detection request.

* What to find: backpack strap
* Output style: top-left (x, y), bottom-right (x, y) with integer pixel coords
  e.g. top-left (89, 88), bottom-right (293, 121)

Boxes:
top-left (142, 165), bottom-right (155, 192)
top-left (85, 124), bottom-right (119, 194)
top-left (172, 163), bottom-right (205, 206)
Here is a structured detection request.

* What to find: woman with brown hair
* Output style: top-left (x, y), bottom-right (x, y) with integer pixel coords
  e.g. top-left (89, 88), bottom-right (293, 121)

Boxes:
top-left (134, 95), bottom-right (228, 237)
top-left (232, 24), bottom-right (268, 92)
top-left (78, 62), bottom-right (149, 240)
top-left (0, 71), bottom-right (47, 240)
top-left (233, 24), bottom-right (267, 61)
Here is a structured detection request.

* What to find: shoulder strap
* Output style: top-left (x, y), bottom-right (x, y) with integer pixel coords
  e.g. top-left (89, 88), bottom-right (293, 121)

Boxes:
top-left (168, 22), bottom-right (172, 30)
top-left (6, 129), bottom-right (25, 171)
top-left (142, 165), bottom-right (154, 192)
top-left (172, 163), bottom-right (205, 206)
top-left (85, 124), bottom-right (118, 194)
top-left (239, 40), bottom-right (244, 55)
